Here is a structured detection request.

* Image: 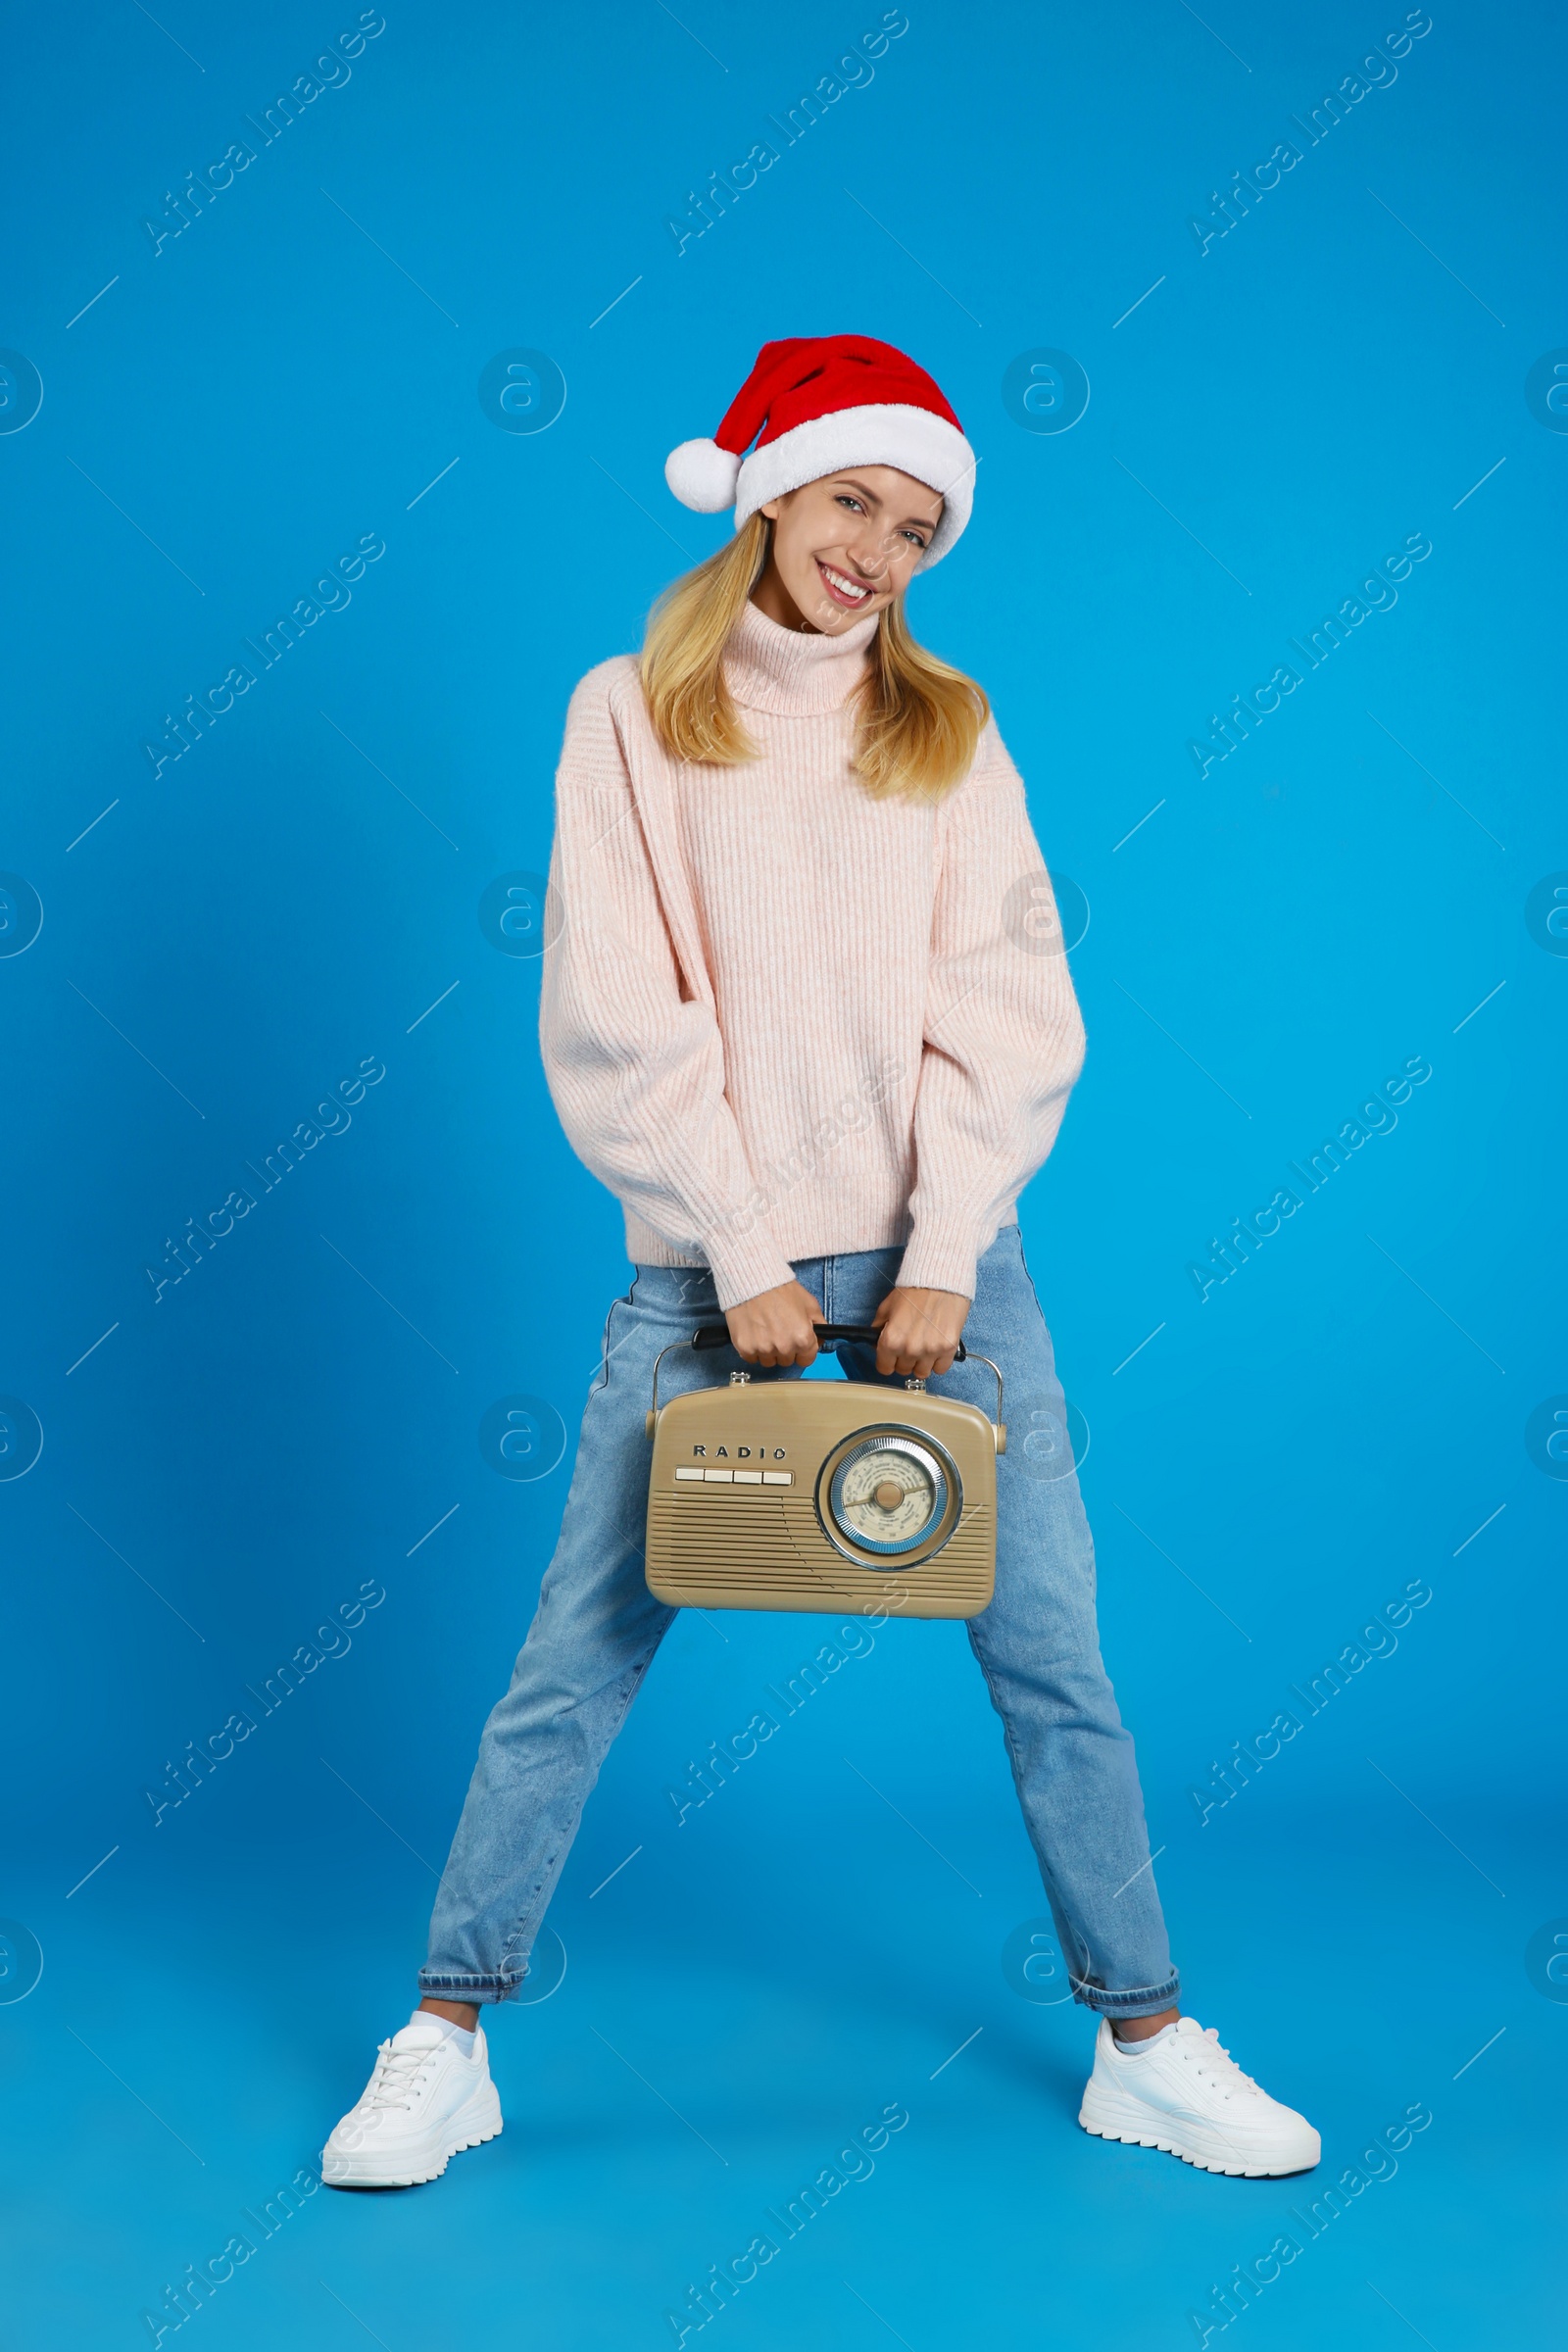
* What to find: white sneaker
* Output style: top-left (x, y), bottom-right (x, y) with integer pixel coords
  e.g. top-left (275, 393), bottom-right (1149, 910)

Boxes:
top-left (1078, 2015), bottom-right (1320, 2178)
top-left (321, 2018), bottom-right (503, 2187)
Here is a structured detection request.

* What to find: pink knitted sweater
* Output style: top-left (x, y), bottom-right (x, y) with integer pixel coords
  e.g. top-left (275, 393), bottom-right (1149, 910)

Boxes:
top-left (538, 597), bottom-right (1086, 1312)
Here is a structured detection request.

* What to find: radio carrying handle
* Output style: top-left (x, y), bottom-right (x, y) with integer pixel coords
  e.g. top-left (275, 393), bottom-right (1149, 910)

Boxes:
top-left (647, 1322), bottom-right (1005, 1444)
top-left (693, 1320), bottom-right (965, 1358)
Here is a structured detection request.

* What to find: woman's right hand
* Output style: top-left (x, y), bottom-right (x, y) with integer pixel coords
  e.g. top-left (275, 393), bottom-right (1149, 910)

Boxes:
top-left (724, 1280), bottom-right (824, 1368)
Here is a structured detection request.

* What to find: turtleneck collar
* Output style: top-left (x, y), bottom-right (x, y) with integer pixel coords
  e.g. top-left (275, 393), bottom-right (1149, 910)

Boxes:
top-left (721, 596), bottom-right (880, 715)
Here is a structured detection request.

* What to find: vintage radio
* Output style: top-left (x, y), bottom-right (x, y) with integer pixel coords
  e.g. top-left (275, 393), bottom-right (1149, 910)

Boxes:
top-left (644, 1321), bottom-right (1006, 1620)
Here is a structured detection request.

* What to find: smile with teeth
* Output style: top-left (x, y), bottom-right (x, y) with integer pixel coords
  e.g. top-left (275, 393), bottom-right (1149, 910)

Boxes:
top-left (817, 560), bottom-right (875, 605)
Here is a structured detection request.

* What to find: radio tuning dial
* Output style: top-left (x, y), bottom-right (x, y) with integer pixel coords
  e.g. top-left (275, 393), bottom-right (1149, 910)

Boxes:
top-left (824, 1431), bottom-right (956, 1559)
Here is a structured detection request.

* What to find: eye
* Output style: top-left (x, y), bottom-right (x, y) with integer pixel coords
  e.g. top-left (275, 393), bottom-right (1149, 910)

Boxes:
top-left (834, 494), bottom-right (866, 514)
top-left (902, 527), bottom-right (929, 548)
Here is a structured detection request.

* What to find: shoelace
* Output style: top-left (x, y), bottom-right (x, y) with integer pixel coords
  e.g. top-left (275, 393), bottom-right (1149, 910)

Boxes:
top-left (363, 2040), bottom-right (438, 2113)
top-left (1183, 2026), bottom-right (1260, 2100)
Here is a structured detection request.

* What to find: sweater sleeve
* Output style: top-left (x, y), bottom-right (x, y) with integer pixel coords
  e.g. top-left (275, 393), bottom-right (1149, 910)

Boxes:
top-left (537, 667), bottom-right (800, 1313)
top-left (895, 718), bottom-right (1088, 1302)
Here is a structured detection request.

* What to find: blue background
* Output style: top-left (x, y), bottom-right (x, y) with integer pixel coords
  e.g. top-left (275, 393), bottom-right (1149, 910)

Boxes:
top-left (2, 1), bottom-right (1563, 2344)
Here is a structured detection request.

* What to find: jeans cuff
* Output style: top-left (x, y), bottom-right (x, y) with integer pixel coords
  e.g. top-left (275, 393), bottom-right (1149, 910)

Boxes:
top-left (1072, 1972), bottom-right (1181, 2018)
top-left (417, 1969), bottom-right (525, 2005)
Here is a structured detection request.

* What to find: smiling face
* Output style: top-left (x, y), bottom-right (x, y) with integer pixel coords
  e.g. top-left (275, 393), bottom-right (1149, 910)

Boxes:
top-left (750, 465), bottom-right (946, 634)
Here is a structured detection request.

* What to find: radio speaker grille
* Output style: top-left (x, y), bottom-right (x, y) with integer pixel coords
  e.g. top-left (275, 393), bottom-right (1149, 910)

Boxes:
top-left (646, 1486), bottom-right (994, 1617)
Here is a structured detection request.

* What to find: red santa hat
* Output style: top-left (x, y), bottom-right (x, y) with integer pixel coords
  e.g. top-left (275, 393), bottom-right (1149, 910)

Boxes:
top-left (664, 334), bottom-right (976, 570)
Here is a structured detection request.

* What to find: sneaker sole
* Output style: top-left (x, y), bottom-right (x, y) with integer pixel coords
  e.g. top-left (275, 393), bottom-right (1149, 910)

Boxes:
top-left (1078, 2087), bottom-right (1319, 2179)
top-left (322, 2082), bottom-right (504, 2189)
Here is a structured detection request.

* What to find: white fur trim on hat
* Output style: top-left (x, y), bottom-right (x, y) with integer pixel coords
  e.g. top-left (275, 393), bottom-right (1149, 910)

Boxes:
top-left (664, 437), bottom-right (743, 514)
top-left (733, 404), bottom-right (976, 569)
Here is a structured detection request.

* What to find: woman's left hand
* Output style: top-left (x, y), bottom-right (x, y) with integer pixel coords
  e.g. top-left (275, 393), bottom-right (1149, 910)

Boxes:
top-left (870, 1286), bottom-right (971, 1378)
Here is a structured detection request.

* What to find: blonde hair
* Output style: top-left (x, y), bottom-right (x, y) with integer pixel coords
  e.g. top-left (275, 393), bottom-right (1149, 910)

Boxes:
top-left (637, 509), bottom-right (989, 803)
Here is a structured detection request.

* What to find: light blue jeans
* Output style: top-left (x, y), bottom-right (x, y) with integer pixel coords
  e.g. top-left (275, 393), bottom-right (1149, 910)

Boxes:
top-left (421, 1227), bottom-right (1179, 2018)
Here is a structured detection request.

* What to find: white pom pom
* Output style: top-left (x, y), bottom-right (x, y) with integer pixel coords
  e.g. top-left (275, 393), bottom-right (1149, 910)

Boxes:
top-left (664, 437), bottom-right (742, 514)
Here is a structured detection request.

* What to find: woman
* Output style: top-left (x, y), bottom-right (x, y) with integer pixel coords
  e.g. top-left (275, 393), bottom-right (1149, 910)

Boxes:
top-left (321, 334), bottom-right (1318, 2188)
